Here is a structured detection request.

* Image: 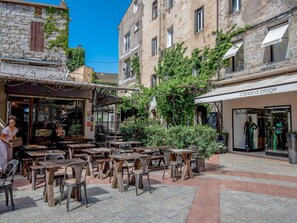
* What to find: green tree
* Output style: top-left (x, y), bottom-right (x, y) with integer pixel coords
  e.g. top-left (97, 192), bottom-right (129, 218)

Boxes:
top-left (66, 47), bottom-right (86, 72)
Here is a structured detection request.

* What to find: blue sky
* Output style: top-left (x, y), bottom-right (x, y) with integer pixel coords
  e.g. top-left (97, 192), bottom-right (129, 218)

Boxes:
top-left (27, 0), bottom-right (131, 73)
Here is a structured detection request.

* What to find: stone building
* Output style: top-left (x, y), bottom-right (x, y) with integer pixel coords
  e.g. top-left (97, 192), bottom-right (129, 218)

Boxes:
top-left (196, 0), bottom-right (297, 157)
top-left (118, 0), bottom-right (142, 91)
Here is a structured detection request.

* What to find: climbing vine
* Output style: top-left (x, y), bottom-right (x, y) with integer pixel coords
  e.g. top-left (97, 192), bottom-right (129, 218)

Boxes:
top-left (131, 55), bottom-right (140, 83)
top-left (119, 25), bottom-right (251, 125)
top-left (44, 7), bottom-right (69, 52)
top-left (66, 47), bottom-right (85, 72)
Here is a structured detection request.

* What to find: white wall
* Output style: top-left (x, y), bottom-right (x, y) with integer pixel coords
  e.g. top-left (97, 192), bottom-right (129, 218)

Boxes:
top-left (223, 91), bottom-right (297, 151)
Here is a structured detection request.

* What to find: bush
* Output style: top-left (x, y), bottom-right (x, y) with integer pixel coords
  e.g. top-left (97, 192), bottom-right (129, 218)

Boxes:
top-left (143, 125), bottom-right (168, 146)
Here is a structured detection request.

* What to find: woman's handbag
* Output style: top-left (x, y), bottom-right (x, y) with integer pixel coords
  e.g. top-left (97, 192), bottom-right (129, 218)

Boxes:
top-left (9, 137), bottom-right (23, 147)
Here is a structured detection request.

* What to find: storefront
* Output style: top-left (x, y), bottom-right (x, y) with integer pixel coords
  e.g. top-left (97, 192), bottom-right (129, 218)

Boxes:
top-left (195, 73), bottom-right (297, 157)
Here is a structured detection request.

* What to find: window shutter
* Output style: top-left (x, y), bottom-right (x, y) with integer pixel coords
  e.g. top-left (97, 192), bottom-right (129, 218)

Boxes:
top-left (30, 21), bottom-right (44, 52)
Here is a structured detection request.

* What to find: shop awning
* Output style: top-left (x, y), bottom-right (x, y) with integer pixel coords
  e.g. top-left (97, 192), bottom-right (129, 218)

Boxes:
top-left (195, 73), bottom-right (297, 103)
top-left (223, 42), bottom-right (243, 60)
top-left (261, 24), bottom-right (289, 48)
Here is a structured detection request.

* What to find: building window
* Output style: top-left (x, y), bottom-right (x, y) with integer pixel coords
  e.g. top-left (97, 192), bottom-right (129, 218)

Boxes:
top-left (223, 42), bottom-right (244, 73)
top-left (133, 0), bottom-right (139, 13)
top-left (151, 37), bottom-right (158, 56)
top-left (134, 21), bottom-right (140, 32)
top-left (167, 26), bottom-right (173, 48)
top-left (195, 7), bottom-right (204, 33)
top-left (152, 1), bottom-right (158, 20)
top-left (34, 6), bottom-right (42, 16)
top-left (231, 0), bottom-right (241, 13)
top-left (166, 0), bottom-right (174, 10)
top-left (151, 74), bottom-right (157, 87)
top-left (124, 59), bottom-right (132, 80)
top-left (30, 21), bottom-right (44, 52)
top-left (124, 32), bottom-right (131, 53)
top-left (262, 24), bottom-right (289, 63)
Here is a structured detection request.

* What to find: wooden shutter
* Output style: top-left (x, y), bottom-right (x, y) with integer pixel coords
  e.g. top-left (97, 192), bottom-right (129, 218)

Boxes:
top-left (30, 21), bottom-right (44, 52)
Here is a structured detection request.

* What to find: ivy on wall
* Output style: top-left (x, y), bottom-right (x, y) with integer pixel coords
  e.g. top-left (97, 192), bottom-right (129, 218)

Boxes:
top-left (120, 25), bottom-right (251, 126)
top-left (66, 47), bottom-right (86, 72)
top-left (43, 7), bottom-right (69, 52)
top-left (131, 55), bottom-right (140, 83)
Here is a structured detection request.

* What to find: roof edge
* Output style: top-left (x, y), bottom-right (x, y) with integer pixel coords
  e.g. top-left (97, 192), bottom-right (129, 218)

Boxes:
top-left (0, 0), bottom-right (68, 10)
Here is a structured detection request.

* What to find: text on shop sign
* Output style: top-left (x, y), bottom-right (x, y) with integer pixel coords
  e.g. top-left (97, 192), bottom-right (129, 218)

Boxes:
top-left (239, 87), bottom-right (277, 97)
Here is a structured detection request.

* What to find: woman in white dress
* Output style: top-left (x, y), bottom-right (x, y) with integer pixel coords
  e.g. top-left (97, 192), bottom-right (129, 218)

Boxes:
top-left (0, 116), bottom-right (18, 170)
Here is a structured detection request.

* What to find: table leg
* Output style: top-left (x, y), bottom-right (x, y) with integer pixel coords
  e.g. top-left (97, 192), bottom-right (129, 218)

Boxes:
top-left (45, 169), bottom-right (55, 207)
top-left (111, 160), bottom-right (125, 192)
top-left (181, 154), bottom-right (194, 180)
top-left (68, 148), bottom-right (73, 159)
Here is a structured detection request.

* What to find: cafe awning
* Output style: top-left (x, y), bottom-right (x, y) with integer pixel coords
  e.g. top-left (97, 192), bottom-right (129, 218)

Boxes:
top-left (261, 24), bottom-right (289, 48)
top-left (195, 73), bottom-right (297, 103)
top-left (223, 42), bottom-right (243, 60)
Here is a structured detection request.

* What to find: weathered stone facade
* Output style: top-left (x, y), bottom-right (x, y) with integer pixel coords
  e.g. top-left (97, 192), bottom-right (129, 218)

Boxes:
top-left (0, 0), bottom-right (67, 63)
top-left (219, 0), bottom-right (297, 81)
top-left (118, 0), bottom-right (217, 89)
top-left (118, 0), bottom-right (142, 91)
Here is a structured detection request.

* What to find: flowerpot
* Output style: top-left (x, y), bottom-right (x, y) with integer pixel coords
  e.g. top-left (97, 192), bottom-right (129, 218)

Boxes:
top-left (287, 133), bottom-right (297, 164)
top-left (194, 157), bottom-right (205, 173)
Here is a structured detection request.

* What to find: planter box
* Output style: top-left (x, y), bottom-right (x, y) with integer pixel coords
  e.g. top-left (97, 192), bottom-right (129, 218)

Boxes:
top-left (192, 157), bottom-right (205, 173)
top-left (287, 133), bottom-right (297, 164)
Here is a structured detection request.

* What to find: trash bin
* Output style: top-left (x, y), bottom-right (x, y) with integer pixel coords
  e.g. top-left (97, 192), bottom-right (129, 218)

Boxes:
top-left (287, 132), bottom-right (297, 164)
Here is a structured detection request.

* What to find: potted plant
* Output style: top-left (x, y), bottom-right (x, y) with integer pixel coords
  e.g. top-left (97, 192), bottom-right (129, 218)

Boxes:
top-left (286, 131), bottom-right (297, 164)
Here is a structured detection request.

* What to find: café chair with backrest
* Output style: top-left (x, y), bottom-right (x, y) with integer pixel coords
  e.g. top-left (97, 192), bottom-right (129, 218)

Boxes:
top-left (130, 155), bottom-right (152, 196)
top-left (43, 154), bottom-right (65, 195)
top-left (0, 159), bottom-right (19, 211)
top-left (109, 149), bottom-right (131, 183)
top-left (59, 161), bottom-right (88, 212)
top-left (162, 150), bottom-right (180, 182)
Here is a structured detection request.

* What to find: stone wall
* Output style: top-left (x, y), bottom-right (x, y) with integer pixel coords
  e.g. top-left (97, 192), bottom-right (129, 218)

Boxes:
top-left (141, 0), bottom-right (217, 87)
top-left (219, 0), bottom-right (297, 80)
top-left (118, 0), bottom-right (142, 88)
top-left (0, 1), bottom-right (67, 63)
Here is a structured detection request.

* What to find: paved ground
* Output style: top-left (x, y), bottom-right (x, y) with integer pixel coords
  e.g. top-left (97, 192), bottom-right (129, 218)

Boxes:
top-left (1, 153), bottom-right (297, 222)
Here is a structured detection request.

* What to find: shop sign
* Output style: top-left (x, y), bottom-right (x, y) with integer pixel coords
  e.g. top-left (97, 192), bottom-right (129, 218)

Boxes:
top-left (239, 87), bottom-right (277, 97)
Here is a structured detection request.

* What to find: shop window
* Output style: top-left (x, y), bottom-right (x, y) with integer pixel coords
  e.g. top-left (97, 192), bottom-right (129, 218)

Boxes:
top-left (152, 1), bottom-right (158, 20)
top-left (32, 99), bottom-right (83, 143)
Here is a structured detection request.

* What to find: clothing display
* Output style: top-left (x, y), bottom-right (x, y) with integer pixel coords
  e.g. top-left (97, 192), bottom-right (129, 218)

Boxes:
top-left (273, 118), bottom-right (287, 151)
top-left (244, 116), bottom-right (258, 150)
top-left (0, 126), bottom-right (18, 169)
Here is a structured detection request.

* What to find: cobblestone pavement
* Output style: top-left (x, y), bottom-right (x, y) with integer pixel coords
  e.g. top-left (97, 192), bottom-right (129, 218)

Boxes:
top-left (1, 153), bottom-right (297, 223)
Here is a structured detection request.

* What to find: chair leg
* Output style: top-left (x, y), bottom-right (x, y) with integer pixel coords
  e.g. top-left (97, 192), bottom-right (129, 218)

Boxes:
top-left (5, 188), bottom-right (9, 206)
top-left (172, 165), bottom-right (176, 182)
top-left (147, 174), bottom-right (152, 194)
top-left (135, 173), bottom-right (139, 196)
top-left (9, 186), bottom-right (14, 211)
top-left (83, 183), bottom-right (88, 207)
top-left (32, 169), bottom-right (37, 190)
top-left (109, 167), bottom-right (113, 183)
top-left (59, 184), bottom-right (65, 205)
top-left (66, 185), bottom-right (73, 212)
top-left (162, 165), bottom-right (166, 180)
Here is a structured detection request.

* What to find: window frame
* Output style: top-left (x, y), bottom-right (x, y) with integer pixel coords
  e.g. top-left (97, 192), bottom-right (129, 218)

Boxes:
top-left (194, 6), bottom-right (204, 33)
top-left (151, 74), bottom-right (157, 87)
top-left (133, 0), bottom-right (139, 13)
top-left (134, 21), bottom-right (140, 32)
top-left (231, 0), bottom-right (241, 14)
top-left (166, 0), bottom-right (174, 10)
top-left (30, 21), bottom-right (44, 52)
top-left (151, 36), bottom-right (158, 56)
top-left (167, 26), bottom-right (174, 48)
top-left (152, 1), bottom-right (158, 20)
top-left (124, 32), bottom-right (131, 53)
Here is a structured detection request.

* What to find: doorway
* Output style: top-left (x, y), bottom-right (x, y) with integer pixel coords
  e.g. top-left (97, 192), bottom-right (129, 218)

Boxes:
top-left (9, 101), bottom-right (30, 145)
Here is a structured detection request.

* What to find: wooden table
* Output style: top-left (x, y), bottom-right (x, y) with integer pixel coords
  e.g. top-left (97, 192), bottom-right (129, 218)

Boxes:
top-left (21, 145), bottom-right (48, 150)
top-left (25, 150), bottom-right (66, 166)
top-left (170, 149), bottom-right (193, 180)
top-left (110, 153), bottom-right (142, 192)
top-left (67, 143), bottom-right (95, 159)
top-left (108, 141), bottom-right (142, 149)
top-left (81, 148), bottom-right (112, 178)
top-left (39, 158), bottom-right (83, 207)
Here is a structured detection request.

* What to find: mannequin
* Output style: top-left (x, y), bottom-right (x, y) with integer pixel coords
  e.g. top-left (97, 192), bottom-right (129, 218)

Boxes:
top-left (265, 120), bottom-right (272, 148)
top-left (273, 116), bottom-right (287, 150)
top-left (244, 116), bottom-right (258, 150)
